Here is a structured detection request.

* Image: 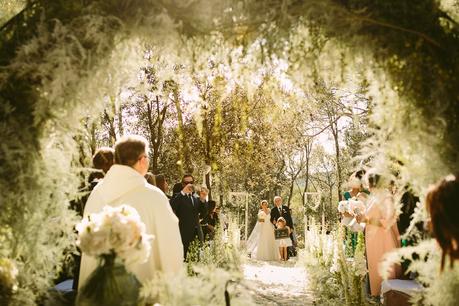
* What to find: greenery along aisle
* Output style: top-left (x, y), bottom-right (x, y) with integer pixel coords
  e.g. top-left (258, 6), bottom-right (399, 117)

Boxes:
top-left (0, 0), bottom-right (458, 305)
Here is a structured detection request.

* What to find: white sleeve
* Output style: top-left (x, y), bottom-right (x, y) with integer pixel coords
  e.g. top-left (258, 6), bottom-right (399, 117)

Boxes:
top-left (150, 192), bottom-right (183, 274)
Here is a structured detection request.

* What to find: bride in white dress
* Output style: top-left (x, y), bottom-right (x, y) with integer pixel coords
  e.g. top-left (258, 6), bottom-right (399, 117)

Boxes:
top-left (246, 200), bottom-right (280, 261)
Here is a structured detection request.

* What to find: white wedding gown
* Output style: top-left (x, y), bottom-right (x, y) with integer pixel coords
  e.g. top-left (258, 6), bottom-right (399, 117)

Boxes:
top-left (246, 209), bottom-right (280, 261)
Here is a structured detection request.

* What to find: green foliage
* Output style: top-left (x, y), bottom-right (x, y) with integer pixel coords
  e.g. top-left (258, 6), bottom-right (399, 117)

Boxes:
top-left (1, 0), bottom-right (458, 303)
top-left (141, 220), bottom-right (250, 306)
top-left (302, 222), bottom-right (368, 305)
top-left (139, 265), bottom-right (253, 306)
top-left (186, 219), bottom-right (243, 274)
top-left (382, 240), bottom-right (459, 306)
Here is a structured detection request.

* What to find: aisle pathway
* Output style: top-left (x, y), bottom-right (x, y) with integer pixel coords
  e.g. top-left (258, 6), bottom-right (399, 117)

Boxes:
top-left (243, 258), bottom-right (314, 305)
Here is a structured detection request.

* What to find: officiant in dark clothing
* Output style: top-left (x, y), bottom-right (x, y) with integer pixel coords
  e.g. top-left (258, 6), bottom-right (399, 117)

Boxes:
top-left (170, 174), bottom-right (207, 259)
top-left (270, 196), bottom-right (296, 257)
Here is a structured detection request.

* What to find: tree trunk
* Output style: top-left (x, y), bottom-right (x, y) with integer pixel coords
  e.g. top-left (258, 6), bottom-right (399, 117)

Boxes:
top-left (301, 139), bottom-right (313, 207)
top-left (287, 178), bottom-right (295, 207)
top-left (89, 121), bottom-right (97, 156)
top-left (103, 109), bottom-right (117, 146)
top-left (117, 102), bottom-right (124, 137)
top-left (331, 122), bottom-right (343, 202)
top-left (202, 103), bottom-right (213, 199)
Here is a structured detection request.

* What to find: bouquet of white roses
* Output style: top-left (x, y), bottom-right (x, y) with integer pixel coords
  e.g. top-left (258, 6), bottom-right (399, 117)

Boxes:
top-left (76, 205), bottom-right (153, 269)
top-left (338, 199), bottom-right (366, 232)
top-left (257, 210), bottom-right (265, 222)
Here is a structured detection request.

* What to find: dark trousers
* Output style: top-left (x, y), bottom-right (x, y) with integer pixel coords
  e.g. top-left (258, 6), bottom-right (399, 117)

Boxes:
top-left (183, 227), bottom-right (202, 260)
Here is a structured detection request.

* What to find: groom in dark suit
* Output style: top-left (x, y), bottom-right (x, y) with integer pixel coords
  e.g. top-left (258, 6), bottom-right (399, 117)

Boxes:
top-left (270, 196), bottom-right (296, 256)
top-left (170, 174), bottom-right (207, 259)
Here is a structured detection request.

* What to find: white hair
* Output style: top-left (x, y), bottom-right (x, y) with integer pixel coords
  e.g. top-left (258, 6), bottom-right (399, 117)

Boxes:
top-left (274, 196), bottom-right (282, 202)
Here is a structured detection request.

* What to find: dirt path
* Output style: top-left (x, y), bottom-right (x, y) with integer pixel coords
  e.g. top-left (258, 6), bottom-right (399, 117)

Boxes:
top-left (243, 258), bottom-right (315, 305)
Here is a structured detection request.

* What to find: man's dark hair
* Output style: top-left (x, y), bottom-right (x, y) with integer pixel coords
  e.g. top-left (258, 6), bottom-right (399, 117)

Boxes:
top-left (181, 174), bottom-right (194, 183)
top-left (155, 174), bottom-right (167, 193)
top-left (368, 173), bottom-right (381, 188)
top-left (355, 169), bottom-right (366, 180)
top-left (114, 135), bottom-right (148, 167)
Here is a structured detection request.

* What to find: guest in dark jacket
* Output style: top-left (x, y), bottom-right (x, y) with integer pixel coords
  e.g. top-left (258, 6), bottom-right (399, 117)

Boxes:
top-left (201, 200), bottom-right (219, 240)
top-left (170, 174), bottom-right (207, 259)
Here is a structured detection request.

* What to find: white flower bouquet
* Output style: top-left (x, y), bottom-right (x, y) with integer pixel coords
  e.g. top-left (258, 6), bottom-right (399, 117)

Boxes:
top-left (257, 210), bottom-right (265, 222)
top-left (76, 205), bottom-right (153, 267)
top-left (76, 205), bottom-right (153, 306)
top-left (337, 199), bottom-right (366, 232)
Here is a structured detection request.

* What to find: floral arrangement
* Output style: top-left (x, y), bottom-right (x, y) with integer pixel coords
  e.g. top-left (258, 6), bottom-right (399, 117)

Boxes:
top-left (154, 217), bottom-right (249, 306)
top-left (257, 210), bottom-right (265, 222)
top-left (0, 258), bottom-right (18, 304)
top-left (301, 221), bottom-right (368, 305)
top-left (337, 199), bottom-right (366, 232)
top-left (76, 205), bottom-right (153, 269)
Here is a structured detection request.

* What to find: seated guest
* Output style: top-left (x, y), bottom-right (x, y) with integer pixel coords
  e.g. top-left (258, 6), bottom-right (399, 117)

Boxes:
top-left (201, 200), bottom-right (219, 240)
top-left (425, 173), bottom-right (459, 270)
top-left (79, 135), bottom-right (183, 290)
top-left (356, 172), bottom-right (401, 297)
top-left (155, 174), bottom-right (170, 199)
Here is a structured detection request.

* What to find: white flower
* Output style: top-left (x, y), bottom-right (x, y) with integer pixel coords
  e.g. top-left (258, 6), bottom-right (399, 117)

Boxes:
top-left (76, 205), bottom-right (153, 265)
top-left (257, 210), bottom-right (265, 219)
top-left (337, 201), bottom-right (350, 213)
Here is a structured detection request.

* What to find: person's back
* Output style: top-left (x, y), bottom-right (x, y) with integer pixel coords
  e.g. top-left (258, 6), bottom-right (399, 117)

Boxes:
top-left (79, 136), bottom-right (183, 290)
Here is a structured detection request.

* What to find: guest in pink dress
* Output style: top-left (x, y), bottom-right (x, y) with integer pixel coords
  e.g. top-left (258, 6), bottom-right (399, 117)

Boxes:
top-left (357, 173), bottom-right (401, 297)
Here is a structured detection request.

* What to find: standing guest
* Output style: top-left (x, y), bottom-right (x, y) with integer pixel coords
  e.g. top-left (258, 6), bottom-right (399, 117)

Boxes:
top-left (201, 200), bottom-right (219, 240)
top-left (199, 186), bottom-right (209, 206)
top-left (356, 172), bottom-right (401, 297)
top-left (145, 172), bottom-right (156, 186)
top-left (71, 147), bottom-right (114, 290)
top-left (155, 174), bottom-right (170, 199)
top-left (72, 147), bottom-right (115, 216)
top-left (170, 174), bottom-right (207, 259)
top-left (79, 135), bottom-right (183, 289)
top-left (425, 173), bottom-right (459, 270)
top-left (198, 187), bottom-right (209, 217)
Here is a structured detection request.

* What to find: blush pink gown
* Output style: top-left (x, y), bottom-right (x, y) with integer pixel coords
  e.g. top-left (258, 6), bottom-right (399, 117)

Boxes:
top-left (364, 190), bottom-right (401, 296)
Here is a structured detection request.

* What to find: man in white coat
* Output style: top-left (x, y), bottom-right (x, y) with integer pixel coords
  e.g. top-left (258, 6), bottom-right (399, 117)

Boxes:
top-left (78, 135), bottom-right (183, 289)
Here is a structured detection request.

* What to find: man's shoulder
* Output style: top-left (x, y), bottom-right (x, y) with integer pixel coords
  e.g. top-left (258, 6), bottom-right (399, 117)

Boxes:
top-left (140, 183), bottom-right (168, 199)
